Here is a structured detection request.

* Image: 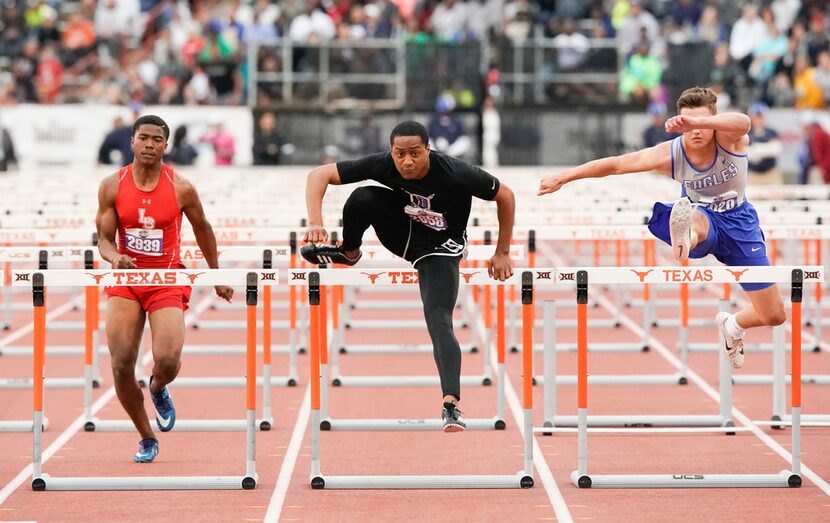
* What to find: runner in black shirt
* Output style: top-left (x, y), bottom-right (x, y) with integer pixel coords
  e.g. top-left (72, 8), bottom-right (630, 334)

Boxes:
top-left (301, 120), bottom-right (515, 432)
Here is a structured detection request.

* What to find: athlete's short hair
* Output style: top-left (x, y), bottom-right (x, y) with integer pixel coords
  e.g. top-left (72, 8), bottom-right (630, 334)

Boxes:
top-left (132, 115), bottom-right (170, 140)
top-left (389, 121), bottom-right (428, 146)
top-left (676, 86), bottom-right (718, 114)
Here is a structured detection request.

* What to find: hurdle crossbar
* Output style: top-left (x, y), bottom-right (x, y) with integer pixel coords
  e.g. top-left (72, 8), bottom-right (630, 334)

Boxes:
top-left (19, 269), bottom-right (276, 491)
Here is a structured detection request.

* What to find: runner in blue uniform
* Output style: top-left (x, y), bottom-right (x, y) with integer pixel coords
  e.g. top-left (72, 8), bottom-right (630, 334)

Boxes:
top-left (539, 86), bottom-right (787, 368)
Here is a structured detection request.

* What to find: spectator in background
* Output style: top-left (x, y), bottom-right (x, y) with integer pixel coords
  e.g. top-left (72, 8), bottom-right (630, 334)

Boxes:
top-left (709, 43), bottom-right (742, 102)
top-left (201, 120), bottom-right (236, 166)
top-left (642, 100), bottom-right (675, 147)
top-left (620, 39), bottom-right (662, 103)
top-left (800, 112), bottom-right (830, 184)
top-left (670, 0), bottom-right (701, 28)
top-left (804, 11), bottom-right (829, 65)
top-left (793, 55), bottom-right (824, 108)
top-left (814, 50), bottom-right (830, 102)
top-left (552, 18), bottom-right (590, 71)
top-left (252, 111), bottom-right (286, 165)
top-left (481, 95), bottom-right (500, 167)
top-left (428, 93), bottom-right (471, 160)
top-left (431, 0), bottom-right (466, 42)
top-left (746, 102), bottom-right (783, 185)
top-left (767, 71), bottom-right (796, 106)
top-left (94, 0), bottom-right (140, 63)
top-left (748, 15), bottom-right (787, 86)
top-left (729, 4), bottom-right (768, 69)
top-left (771, 0), bottom-right (801, 33)
top-left (35, 43), bottom-right (62, 103)
top-left (61, 11), bottom-right (96, 67)
top-left (165, 124), bottom-right (198, 166)
top-left (0, 115), bottom-right (17, 171)
top-left (98, 116), bottom-right (134, 166)
top-left (617, 0), bottom-right (660, 56)
top-left (695, 5), bottom-right (726, 46)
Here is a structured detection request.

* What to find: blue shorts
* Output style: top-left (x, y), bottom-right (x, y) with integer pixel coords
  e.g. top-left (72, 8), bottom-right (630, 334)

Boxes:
top-left (647, 200), bottom-right (774, 291)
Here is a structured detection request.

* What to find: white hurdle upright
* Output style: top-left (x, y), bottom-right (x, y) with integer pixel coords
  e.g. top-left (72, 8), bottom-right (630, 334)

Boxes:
top-left (564, 266), bottom-right (821, 489)
top-left (299, 269), bottom-right (536, 489)
top-left (13, 268), bottom-right (277, 491)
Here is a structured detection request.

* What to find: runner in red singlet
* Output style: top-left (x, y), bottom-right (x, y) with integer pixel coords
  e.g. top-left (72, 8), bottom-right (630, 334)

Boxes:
top-left (95, 115), bottom-right (233, 463)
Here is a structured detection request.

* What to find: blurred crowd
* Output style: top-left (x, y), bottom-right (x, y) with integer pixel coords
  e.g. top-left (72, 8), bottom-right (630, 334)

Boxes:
top-left (0, 1), bottom-right (828, 109)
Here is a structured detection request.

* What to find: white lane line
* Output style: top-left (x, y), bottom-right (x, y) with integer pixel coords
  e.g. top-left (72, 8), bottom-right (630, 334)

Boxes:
top-left (262, 386), bottom-right (310, 523)
top-left (475, 309), bottom-right (573, 523)
top-left (0, 294), bottom-right (214, 505)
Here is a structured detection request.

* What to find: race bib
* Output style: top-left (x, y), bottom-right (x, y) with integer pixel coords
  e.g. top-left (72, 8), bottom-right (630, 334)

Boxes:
top-left (125, 228), bottom-right (163, 256)
top-left (700, 191), bottom-right (741, 213)
top-left (405, 205), bottom-right (448, 231)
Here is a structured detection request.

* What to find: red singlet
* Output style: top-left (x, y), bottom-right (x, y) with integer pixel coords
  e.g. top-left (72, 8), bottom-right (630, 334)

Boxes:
top-left (105, 163), bottom-right (191, 313)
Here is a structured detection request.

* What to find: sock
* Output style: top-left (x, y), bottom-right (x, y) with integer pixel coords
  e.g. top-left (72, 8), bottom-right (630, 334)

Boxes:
top-left (725, 314), bottom-right (745, 339)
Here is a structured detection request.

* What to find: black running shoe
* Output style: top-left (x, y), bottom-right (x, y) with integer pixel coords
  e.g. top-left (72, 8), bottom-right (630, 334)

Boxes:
top-left (442, 402), bottom-right (466, 433)
top-left (300, 244), bottom-right (362, 266)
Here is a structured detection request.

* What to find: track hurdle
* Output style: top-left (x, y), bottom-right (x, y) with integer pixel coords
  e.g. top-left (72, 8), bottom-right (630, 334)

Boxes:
top-left (291, 268), bottom-right (505, 431)
top-left (301, 269), bottom-right (535, 489)
top-left (566, 266), bottom-right (821, 489)
top-left (12, 268), bottom-right (276, 490)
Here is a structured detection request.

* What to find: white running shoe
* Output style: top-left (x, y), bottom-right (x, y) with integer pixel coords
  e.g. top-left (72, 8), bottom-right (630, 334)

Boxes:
top-left (716, 312), bottom-right (744, 369)
top-left (669, 197), bottom-right (693, 262)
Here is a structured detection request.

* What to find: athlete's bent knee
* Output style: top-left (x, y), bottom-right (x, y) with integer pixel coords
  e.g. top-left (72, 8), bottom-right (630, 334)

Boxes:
top-left (343, 186), bottom-right (379, 214)
top-left (760, 306), bottom-right (787, 327)
top-left (153, 355), bottom-right (180, 378)
top-left (111, 360), bottom-right (138, 383)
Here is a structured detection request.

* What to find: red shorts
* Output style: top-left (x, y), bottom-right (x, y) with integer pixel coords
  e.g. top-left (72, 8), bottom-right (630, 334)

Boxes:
top-left (105, 286), bottom-right (192, 314)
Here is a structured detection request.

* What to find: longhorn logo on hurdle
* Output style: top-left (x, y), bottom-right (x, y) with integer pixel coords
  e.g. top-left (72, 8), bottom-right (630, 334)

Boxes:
top-left (85, 272), bottom-right (110, 284)
top-left (726, 268), bottom-right (749, 281)
top-left (460, 271), bottom-right (480, 284)
top-left (182, 272), bottom-right (206, 284)
top-left (361, 272), bottom-right (386, 284)
top-left (629, 269), bottom-right (654, 282)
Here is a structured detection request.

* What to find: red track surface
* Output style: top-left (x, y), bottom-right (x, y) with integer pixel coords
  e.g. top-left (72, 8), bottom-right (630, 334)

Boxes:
top-left (1, 256), bottom-right (829, 522)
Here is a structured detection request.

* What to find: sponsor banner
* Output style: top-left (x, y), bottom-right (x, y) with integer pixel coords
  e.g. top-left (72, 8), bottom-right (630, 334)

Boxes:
top-left (11, 269), bottom-right (279, 287)
top-left (554, 266), bottom-right (824, 285)
top-left (1, 104), bottom-right (253, 167)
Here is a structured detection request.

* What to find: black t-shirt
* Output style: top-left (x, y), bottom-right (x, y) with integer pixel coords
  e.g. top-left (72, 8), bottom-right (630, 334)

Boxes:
top-left (337, 150), bottom-right (500, 253)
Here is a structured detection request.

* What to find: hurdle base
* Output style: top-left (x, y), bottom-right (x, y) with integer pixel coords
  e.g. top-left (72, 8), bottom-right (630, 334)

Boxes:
top-left (337, 343), bottom-right (477, 354)
top-left (534, 373), bottom-right (685, 386)
top-left (547, 414), bottom-right (729, 427)
top-left (733, 374), bottom-right (830, 385)
top-left (0, 418), bottom-right (49, 432)
top-left (321, 416), bottom-right (505, 431)
top-left (32, 474), bottom-right (258, 491)
top-left (570, 470), bottom-right (797, 488)
top-left (533, 342), bottom-right (649, 353)
top-left (84, 418), bottom-right (268, 432)
top-left (331, 374), bottom-right (492, 387)
top-left (0, 377), bottom-right (95, 389)
top-left (140, 375), bottom-right (298, 388)
top-left (311, 472), bottom-right (532, 489)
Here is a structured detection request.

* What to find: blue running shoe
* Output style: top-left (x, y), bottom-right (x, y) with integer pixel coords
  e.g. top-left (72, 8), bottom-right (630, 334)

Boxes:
top-left (134, 438), bottom-right (158, 463)
top-left (149, 376), bottom-right (176, 432)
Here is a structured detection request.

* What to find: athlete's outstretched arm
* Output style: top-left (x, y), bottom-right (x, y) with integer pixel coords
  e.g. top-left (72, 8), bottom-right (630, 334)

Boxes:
top-left (538, 140), bottom-right (672, 196)
top-left (180, 178), bottom-right (233, 302)
top-left (665, 112), bottom-right (751, 152)
top-left (95, 175), bottom-right (136, 268)
top-left (489, 182), bottom-right (515, 281)
top-left (304, 163), bottom-right (341, 243)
